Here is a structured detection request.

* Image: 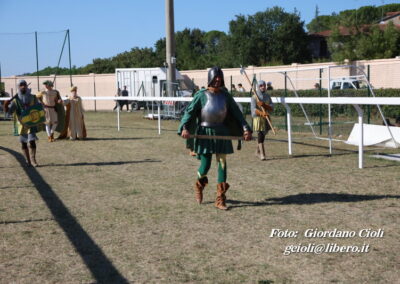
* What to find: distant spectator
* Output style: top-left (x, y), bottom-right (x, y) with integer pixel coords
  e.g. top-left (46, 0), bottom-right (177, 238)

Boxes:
top-left (0, 89), bottom-right (10, 98)
top-left (113, 87), bottom-right (121, 111)
top-left (119, 86), bottom-right (129, 111)
top-left (0, 89), bottom-right (10, 114)
top-left (231, 84), bottom-right (237, 92)
top-left (267, 81), bottom-right (273, 91)
top-left (238, 83), bottom-right (245, 92)
top-left (395, 116), bottom-right (400, 127)
top-left (314, 83), bottom-right (320, 89)
top-left (383, 118), bottom-right (394, 126)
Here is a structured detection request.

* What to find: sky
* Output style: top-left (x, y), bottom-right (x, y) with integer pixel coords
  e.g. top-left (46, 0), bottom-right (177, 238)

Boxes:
top-left (1, 0), bottom-right (399, 76)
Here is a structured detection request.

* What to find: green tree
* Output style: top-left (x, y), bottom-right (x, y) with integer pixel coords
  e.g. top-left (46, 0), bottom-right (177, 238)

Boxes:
top-left (329, 22), bottom-right (400, 62)
top-left (174, 28), bottom-right (206, 70)
top-left (202, 30), bottom-right (232, 67)
top-left (356, 22), bottom-right (400, 59)
top-left (228, 6), bottom-right (310, 66)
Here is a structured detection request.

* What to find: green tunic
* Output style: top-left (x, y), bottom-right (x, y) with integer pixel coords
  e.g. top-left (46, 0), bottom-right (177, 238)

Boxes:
top-left (177, 89), bottom-right (251, 155)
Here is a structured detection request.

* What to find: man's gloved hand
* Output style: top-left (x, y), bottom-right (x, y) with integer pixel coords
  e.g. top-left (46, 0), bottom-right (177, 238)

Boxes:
top-left (257, 101), bottom-right (273, 111)
top-left (255, 109), bottom-right (268, 118)
top-left (263, 103), bottom-right (273, 112)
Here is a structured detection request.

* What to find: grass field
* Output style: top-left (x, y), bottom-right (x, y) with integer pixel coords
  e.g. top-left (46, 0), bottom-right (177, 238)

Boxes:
top-left (1, 111), bottom-right (399, 283)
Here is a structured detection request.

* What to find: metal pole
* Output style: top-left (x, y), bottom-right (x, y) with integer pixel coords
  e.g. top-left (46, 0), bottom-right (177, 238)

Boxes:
top-left (283, 102), bottom-right (292, 155)
top-left (353, 105), bottom-right (364, 169)
top-left (67, 29), bottom-right (73, 86)
top-left (35, 31), bottom-right (39, 91)
top-left (93, 73), bottom-right (97, 112)
top-left (230, 75), bottom-right (232, 93)
top-left (53, 31), bottom-right (69, 85)
top-left (367, 65), bottom-right (370, 124)
top-left (165, 0), bottom-right (176, 97)
top-left (158, 104), bottom-right (161, 135)
top-left (284, 72), bottom-right (288, 131)
top-left (319, 68), bottom-right (323, 135)
top-left (328, 66), bottom-right (332, 155)
top-left (117, 105), bottom-right (120, 131)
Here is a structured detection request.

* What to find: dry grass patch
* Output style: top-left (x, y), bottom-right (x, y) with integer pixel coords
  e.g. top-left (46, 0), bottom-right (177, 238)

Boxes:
top-left (1, 111), bottom-right (399, 283)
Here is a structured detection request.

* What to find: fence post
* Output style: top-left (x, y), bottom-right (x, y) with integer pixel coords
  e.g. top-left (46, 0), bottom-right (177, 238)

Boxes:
top-left (284, 72), bottom-right (288, 131)
top-left (367, 65), bottom-right (371, 124)
top-left (92, 73), bottom-right (97, 112)
top-left (319, 68), bottom-right (323, 135)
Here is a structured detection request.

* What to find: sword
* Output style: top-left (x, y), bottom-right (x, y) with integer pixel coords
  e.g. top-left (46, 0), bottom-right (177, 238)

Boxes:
top-left (189, 134), bottom-right (253, 141)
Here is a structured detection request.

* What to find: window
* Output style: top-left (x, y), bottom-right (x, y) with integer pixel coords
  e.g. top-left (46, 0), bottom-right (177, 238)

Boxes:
top-left (342, 82), bottom-right (354, 89)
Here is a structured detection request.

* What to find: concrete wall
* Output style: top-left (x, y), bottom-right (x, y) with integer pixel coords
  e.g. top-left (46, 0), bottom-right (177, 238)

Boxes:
top-left (183, 58), bottom-right (400, 91)
top-left (2, 73), bottom-right (117, 111)
top-left (3, 57), bottom-right (400, 110)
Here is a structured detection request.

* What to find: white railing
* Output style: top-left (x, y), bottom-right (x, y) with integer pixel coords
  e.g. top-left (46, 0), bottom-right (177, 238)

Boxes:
top-left (1, 96), bottom-right (399, 169)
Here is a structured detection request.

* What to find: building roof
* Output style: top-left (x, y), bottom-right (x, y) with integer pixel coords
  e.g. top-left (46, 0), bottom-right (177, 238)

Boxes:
top-left (311, 23), bottom-right (400, 37)
top-left (380, 11), bottom-right (400, 22)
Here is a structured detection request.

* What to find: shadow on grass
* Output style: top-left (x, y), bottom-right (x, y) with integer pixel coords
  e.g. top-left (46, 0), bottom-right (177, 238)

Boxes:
top-left (39, 158), bottom-right (161, 167)
top-left (271, 137), bottom-right (357, 152)
top-left (0, 185), bottom-right (35, 190)
top-left (56, 137), bottom-right (157, 141)
top-left (266, 152), bottom-right (353, 161)
top-left (88, 126), bottom-right (177, 132)
top-left (0, 146), bottom-right (129, 283)
top-left (1, 217), bottom-right (55, 225)
top-left (228, 193), bottom-right (400, 209)
top-left (82, 137), bottom-right (159, 141)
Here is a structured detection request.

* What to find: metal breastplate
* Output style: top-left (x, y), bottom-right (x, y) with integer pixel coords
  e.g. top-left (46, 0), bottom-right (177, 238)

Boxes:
top-left (200, 91), bottom-right (227, 127)
top-left (17, 93), bottom-right (33, 108)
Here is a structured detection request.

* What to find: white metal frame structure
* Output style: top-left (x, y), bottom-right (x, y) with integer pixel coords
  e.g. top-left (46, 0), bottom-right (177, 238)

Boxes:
top-left (257, 64), bottom-right (398, 155)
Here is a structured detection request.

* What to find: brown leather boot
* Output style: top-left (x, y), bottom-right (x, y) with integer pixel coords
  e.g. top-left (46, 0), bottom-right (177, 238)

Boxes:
top-left (194, 177), bottom-right (208, 204)
top-left (29, 147), bottom-right (38, 167)
top-left (50, 133), bottom-right (55, 142)
top-left (215, 182), bottom-right (230, 210)
top-left (48, 136), bottom-right (52, 142)
top-left (22, 148), bottom-right (32, 167)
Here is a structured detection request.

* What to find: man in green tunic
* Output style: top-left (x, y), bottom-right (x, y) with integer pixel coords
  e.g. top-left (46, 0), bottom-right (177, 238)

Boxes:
top-left (178, 67), bottom-right (252, 210)
top-left (5, 80), bottom-right (43, 167)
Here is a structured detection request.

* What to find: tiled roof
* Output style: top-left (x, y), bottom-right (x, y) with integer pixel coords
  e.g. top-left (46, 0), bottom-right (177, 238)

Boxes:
top-left (310, 23), bottom-right (400, 37)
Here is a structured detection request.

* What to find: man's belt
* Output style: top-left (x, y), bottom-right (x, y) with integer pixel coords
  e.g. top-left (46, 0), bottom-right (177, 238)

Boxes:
top-left (44, 104), bottom-right (55, 108)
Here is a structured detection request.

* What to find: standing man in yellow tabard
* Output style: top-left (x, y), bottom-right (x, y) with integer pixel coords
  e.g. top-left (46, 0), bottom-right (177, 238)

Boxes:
top-left (37, 80), bottom-right (63, 142)
top-left (250, 80), bottom-right (274, 160)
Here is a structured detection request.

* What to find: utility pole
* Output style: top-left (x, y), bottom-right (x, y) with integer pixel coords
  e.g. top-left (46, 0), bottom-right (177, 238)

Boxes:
top-left (35, 31), bottom-right (40, 91)
top-left (165, 0), bottom-right (176, 97)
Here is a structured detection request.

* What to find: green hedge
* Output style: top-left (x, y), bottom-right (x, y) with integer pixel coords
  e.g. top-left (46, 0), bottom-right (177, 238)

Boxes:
top-left (232, 89), bottom-right (400, 118)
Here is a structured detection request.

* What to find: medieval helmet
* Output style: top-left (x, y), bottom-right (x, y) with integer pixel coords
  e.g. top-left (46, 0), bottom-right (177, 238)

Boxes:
top-left (18, 80), bottom-right (28, 86)
top-left (43, 80), bottom-right (54, 87)
top-left (207, 66), bottom-right (225, 87)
